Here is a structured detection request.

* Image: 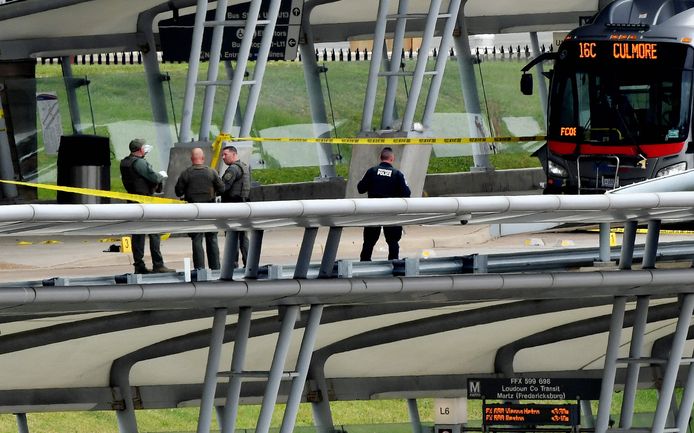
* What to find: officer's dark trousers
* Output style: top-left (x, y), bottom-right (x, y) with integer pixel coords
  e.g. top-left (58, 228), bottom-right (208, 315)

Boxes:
top-left (189, 232), bottom-right (220, 270)
top-left (229, 231), bottom-right (249, 268)
top-left (132, 233), bottom-right (164, 269)
top-left (360, 226), bottom-right (403, 261)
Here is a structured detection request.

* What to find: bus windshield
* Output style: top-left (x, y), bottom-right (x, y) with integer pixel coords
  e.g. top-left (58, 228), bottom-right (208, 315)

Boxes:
top-left (549, 42), bottom-right (694, 145)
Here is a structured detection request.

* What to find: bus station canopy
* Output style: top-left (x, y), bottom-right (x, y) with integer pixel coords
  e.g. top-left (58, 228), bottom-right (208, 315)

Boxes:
top-left (0, 0), bottom-right (607, 59)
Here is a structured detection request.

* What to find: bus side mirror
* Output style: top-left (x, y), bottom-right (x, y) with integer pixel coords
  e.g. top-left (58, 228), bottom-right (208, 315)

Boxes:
top-left (520, 73), bottom-right (533, 95)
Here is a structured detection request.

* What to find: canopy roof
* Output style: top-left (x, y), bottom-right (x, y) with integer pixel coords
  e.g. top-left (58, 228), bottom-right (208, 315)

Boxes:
top-left (0, 0), bottom-right (607, 59)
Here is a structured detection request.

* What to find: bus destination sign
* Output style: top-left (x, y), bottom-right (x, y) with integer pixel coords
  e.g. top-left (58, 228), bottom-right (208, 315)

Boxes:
top-left (578, 41), bottom-right (658, 60)
top-left (467, 377), bottom-right (602, 400)
top-left (483, 403), bottom-right (580, 426)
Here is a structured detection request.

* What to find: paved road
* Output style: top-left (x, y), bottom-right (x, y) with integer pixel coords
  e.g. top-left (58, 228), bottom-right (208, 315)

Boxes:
top-left (0, 225), bottom-right (691, 282)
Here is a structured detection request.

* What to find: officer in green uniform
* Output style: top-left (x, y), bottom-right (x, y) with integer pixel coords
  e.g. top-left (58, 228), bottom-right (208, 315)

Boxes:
top-left (221, 145), bottom-right (251, 268)
top-left (119, 138), bottom-right (175, 274)
top-left (175, 147), bottom-right (225, 270)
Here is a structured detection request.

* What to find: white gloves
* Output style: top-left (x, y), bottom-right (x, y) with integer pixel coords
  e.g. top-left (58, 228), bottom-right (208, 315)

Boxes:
top-left (143, 144), bottom-right (153, 155)
top-left (158, 170), bottom-right (168, 179)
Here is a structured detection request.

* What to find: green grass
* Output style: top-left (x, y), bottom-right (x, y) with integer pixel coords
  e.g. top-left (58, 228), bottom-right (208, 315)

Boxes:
top-left (30, 58), bottom-right (545, 201)
top-left (0, 389), bottom-right (678, 433)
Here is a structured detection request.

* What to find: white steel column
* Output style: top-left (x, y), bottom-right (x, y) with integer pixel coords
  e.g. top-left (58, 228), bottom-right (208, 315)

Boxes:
top-left (279, 305), bottom-right (325, 433)
top-left (676, 341), bottom-right (694, 433)
top-left (381, 0), bottom-right (409, 130)
top-left (596, 296), bottom-right (626, 433)
top-left (196, 308), bottom-right (228, 433)
top-left (652, 294), bottom-right (694, 433)
top-left (620, 296), bottom-right (650, 429)
top-left (221, 0), bottom-right (264, 133)
top-left (220, 307), bottom-right (252, 433)
top-left (422, 0), bottom-right (462, 128)
top-left (256, 305), bottom-right (300, 433)
top-left (361, 0), bottom-right (391, 132)
top-left (199, 0), bottom-right (230, 141)
top-left (642, 220), bottom-right (661, 269)
top-left (180, 0), bottom-right (211, 142)
top-left (401, 0), bottom-right (441, 130)
top-left (240, 0), bottom-right (284, 137)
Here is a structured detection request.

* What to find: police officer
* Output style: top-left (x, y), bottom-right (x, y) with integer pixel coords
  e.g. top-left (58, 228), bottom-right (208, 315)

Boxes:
top-left (120, 138), bottom-right (175, 274)
top-left (221, 145), bottom-right (250, 268)
top-left (175, 148), bottom-right (225, 270)
top-left (357, 147), bottom-right (411, 261)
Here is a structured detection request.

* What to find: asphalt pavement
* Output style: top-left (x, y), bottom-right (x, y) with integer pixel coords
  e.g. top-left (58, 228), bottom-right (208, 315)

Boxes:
top-left (1, 224), bottom-right (692, 282)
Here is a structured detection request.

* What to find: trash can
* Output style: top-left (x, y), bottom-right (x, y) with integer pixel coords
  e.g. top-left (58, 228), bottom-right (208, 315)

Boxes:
top-left (57, 134), bottom-right (111, 204)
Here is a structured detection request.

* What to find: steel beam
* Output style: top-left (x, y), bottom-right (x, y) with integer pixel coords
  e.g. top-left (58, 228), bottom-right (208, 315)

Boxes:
top-left (180, 0), bottom-right (210, 142)
top-left (599, 222), bottom-right (611, 263)
top-left (256, 305), bottom-right (300, 433)
top-left (676, 343), bottom-right (694, 433)
top-left (596, 297), bottom-right (626, 433)
top-left (318, 227), bottom-right (342, 278)
top-left (220, 307), bottom-right (252, 433)
top-left (199, 0), bottom-right (230, 141)
top-left (407, 398), bottom-right (422, 433)
top-left (620, 296), bottom-right (649, 429)
top-left (642, 220), bottom-right (661, 269)
top-left (196, 308), bottom-right (228, 433)
top-left (652, 294), bottom-right (694, 433)
top-left (244, 230), bottom-right (264, 279)
top-left (361, 0), bottom-right (391, 132)
top-left (221, 230), bottom-right (241, 280)
top-left (619, 221), bottom-right (638, 270)
top-left (221, 0), bottom-right (264, 133)
top-left (294, 227), bottom-right (319, 279)
top-left (15, 413), bottom-right (29, 433)
top-left (239, 0), bottom-right (283, 138)
top-left (381, 0), bottom-right (409, 130)
top-left (401, 0), bottom-right (441, 131)
top-left (422, 0), bottom-right (462, 128)
top-left (279, 305), bottom-right (324, 433)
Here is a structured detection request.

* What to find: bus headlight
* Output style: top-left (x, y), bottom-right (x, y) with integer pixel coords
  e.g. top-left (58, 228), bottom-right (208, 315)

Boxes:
top-left (548, 160), bottom-right (568, 178)
top-left (656, 162), bottom-right (687, 178)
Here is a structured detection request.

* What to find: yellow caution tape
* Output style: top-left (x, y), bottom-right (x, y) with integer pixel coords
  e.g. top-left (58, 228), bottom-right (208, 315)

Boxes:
top-left (40, 240), bottom-right (61, 245)
top-left (0, 108), bottom-right (4, 119)
top-left (99, 237), bottom-right (121, 243)
top-left (0, 180), bottom-right (184, 204)
top-left (225, 134), bottom-right (547, 146)
top-left (590, 227), bottom-right (694, 235)
top-left (16, 241), bottom-right (32, 246)
top-left (210, 133), bottom-right (232, 169)
top-left (611, 227), bottom-right (694, 235)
